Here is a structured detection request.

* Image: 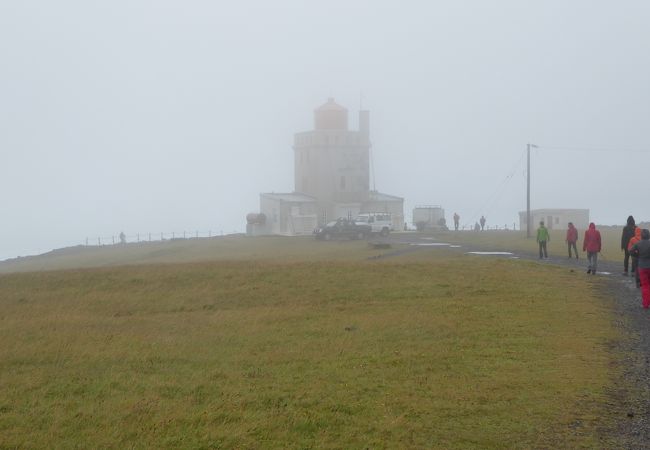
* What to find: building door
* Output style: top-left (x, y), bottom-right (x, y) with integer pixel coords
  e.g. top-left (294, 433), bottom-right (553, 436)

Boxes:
top-left (547, 215), bottom-right (553, 230)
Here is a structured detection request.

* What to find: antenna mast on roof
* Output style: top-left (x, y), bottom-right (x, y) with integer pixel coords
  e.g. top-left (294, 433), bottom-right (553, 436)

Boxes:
top-left (360, 91), bottom-right (376, 192)
top-left (370, 149), bottom-right (376, 192)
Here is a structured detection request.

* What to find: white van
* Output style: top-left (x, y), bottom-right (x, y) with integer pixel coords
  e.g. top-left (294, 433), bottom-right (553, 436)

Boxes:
top-left (356, 213), bottom-right (392, 236)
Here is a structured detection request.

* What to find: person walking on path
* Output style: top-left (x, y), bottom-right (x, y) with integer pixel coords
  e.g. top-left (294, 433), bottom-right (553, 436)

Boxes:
top-left (480, 216), bottom-right (486, 231)
top-left (453, 213), bottom-right (460, 231)
top-left (630, 229), bottom-right (650, 308)
top-left (566, 222), bottom-right (579, 259)
top-left (536, 221), bottom-right (550, 259)
top-left (628, 227), bottom-right (643, 288)
top-left (621, 215), bottom-right (637, 276)
top-left (583, 222), bottom-right (602, 274)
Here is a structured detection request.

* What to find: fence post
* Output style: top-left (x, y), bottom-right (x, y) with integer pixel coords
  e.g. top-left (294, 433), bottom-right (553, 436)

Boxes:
top-left (112, 236), bottom-right (115, 245)
top-left (172, 232), bottom-right (175, 239)
top-left (98, 237), bottom-right (101, 245)
top-left (149, 233), bottom-right (151, 242)
top-left (137, 233), bottom-right (140, 242)
top-left (209, 230), bottom-right (211, 237)
top-left (183, 231), bottom-right (186, 239)
top-left (86, 237), bottom-right (88, 246)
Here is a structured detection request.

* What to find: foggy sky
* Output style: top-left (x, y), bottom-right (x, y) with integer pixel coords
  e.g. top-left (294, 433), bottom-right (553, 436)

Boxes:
top-left (2, 0), bottom-right (649, 260)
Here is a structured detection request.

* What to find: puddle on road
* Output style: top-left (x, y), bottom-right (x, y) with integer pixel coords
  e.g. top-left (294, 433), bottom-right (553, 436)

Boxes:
top-left (410, 243), bottom-right (451, 247)
top-left (466, 251), bottom-right (514, 256)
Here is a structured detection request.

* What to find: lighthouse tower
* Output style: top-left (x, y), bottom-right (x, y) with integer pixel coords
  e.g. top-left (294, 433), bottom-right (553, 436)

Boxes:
top-left (251, 98), bottom-right (403, 236)
top-left (293, 98), bottom-right (371, 219)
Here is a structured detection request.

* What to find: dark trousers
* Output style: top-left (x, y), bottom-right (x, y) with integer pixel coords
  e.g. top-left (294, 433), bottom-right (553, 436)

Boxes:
top-left (567, 242), bottom-right (578, 258)
top-left (539, 241), bottom-right (548, 258)
top-left (632, 257), bottom-right (640, 287)
top-left (624, 249), bottom-right (631, 272)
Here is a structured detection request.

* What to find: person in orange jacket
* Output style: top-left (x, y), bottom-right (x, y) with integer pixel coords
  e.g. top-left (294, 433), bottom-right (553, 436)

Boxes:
top-left (628, 227), bottom-right (643, 288)
top-left (566, 222), bottom-right (579, 259)
top-left (630, 229), bottom-right (650, 307)
top-left (583, 223), bottom-right (602, 274)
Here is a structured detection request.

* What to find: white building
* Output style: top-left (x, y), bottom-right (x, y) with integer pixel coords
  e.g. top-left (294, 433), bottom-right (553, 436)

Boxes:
top-left (519, 208), bottom-right (590, 231)
top-left (249, 99), bottom-right (404, 235)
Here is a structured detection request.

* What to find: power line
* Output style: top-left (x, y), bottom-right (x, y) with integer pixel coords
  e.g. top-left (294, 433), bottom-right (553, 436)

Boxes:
top-left (536, 145), bottom-right (650, 153)
top-left (463, 150), bottom-right (526, 228)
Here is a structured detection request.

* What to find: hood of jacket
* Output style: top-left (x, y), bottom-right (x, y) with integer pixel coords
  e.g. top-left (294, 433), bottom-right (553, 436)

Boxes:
top-left (627, 215), bottom-right (636, 227)
top-left (589, 222), bottom-right (596, 230)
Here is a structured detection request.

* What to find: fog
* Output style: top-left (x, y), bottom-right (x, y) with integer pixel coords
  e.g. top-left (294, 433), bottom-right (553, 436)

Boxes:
top-left (1, 0), bottom-right (649, 260)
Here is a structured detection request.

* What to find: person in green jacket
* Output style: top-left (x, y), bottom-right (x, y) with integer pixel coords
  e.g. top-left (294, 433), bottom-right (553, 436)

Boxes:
top-left (536, 221), bottom-right (550, 259)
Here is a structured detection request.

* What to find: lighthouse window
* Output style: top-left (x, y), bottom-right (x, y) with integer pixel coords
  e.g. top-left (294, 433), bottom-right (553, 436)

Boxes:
top-left (340, 176), bottom-right (346, 189)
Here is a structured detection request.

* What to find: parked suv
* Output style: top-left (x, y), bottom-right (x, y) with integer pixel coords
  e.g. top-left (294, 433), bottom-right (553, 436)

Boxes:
top-left (355, 213), bottom-right (392, 236)
top-left (314, 218), bottom-right (372, 240)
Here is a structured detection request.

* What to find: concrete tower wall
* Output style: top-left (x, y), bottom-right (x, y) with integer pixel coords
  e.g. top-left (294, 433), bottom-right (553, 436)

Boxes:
top-left (294, 99), bottom-right (370, 205)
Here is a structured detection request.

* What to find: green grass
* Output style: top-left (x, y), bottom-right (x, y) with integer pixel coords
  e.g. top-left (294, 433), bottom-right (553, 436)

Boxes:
top-left (0, 256), bottom-right (623, 448)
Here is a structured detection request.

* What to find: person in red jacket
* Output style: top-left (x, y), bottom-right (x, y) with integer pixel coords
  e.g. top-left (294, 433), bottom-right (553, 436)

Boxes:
top-left (583, 222), bottom-right (602, 274)
top-left (566, 222), bottom-right (579, 259)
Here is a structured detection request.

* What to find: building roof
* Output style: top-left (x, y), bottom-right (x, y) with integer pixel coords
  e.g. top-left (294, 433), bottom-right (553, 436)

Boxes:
top-left (315, 97), bottom-right (347, 112)
top-left (368, 191), bottom-right (404, 202)
top-left (261, 192), bottom-right (318, 203)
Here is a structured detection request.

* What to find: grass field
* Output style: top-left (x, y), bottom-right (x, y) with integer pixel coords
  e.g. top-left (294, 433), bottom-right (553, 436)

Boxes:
top-left (0, 226), bottom-right (629, 275)
top-left (428, 226), bottom-right (627, 263)
top-left (0, 250), bottom-right (623, 448)
top-left (0, 236), bottom-right (379, 274)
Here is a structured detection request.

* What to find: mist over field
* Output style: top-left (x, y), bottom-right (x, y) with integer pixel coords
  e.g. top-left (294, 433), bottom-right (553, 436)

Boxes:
top-left (1, 0), bottom-right (649, 260)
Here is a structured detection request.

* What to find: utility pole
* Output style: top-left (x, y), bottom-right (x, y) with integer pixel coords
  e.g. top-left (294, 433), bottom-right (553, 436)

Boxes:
top-left (527, 143), bottom-right (531, 238)
top-left (526, 143), bottom-right (538, 238)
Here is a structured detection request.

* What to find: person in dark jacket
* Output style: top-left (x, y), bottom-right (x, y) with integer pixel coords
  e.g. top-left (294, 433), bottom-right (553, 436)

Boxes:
top-left (621, 215), bottom-right (637, 276)
top-left (630, 229), bottom-right (650, 309)
top-left (583, 222), bottom-right (602, 274)
top-left (566, 222), bottom-right (579, 259)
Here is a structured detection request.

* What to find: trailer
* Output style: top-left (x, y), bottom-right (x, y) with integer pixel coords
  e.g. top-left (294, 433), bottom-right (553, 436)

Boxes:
top-left (412, 205), bottom-right (446, 231)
